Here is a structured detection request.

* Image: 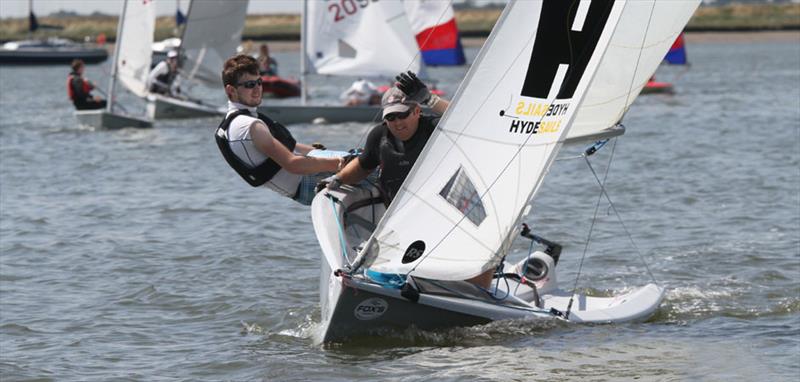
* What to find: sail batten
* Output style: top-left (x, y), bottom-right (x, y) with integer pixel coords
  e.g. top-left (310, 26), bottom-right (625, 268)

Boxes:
top-left (356, 0), bottom-right (628, 281)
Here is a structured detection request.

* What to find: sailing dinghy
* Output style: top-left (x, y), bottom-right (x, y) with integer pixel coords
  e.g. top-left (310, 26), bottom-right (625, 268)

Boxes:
top-left (310, 0), bottom-right (699, 342)
top-left (74, 0), bottom-right (152, 129)
top-left (642, 32), bottom-right (689, 94)
top-left (258, 0), bottom-right (424, 125)
top-left (403, 0), bottom-right (466, 66)
top-left (146, 0), bottom-right (246, 119)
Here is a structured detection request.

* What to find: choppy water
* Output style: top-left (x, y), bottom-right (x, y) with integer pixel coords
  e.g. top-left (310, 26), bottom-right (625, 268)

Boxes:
top-left (1, 34), bottom-right (799, 381)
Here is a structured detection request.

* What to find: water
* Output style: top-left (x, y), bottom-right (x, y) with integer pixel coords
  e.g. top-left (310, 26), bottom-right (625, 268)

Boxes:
top-left (1, 34), bottom-right (798, 381)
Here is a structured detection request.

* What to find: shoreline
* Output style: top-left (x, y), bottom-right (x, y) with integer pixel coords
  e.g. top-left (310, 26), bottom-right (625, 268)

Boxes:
top-left (258, 31), bottom-right (800, 53)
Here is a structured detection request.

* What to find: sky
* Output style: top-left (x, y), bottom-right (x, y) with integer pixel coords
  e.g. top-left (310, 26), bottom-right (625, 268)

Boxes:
top-left (0, 0), bottom-right (302, 18)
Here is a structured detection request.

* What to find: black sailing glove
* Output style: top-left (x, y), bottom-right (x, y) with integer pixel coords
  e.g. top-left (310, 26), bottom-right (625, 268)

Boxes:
top-left (395, 71), bottom-right (432, 105)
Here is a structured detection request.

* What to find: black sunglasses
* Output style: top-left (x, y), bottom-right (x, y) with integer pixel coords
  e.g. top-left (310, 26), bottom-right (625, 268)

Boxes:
top-left (384, 110), bottom-right (411, 122)
top-left (236, 78), bottom-right (263, 89)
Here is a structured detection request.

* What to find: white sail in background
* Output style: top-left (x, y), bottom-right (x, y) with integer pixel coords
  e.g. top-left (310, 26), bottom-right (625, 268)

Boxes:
top-left (359, 0), bottom-right (626, 281)
top-left (305, 0), bottom-right (421, 77)
top-left (116, 0), bottom-right (155, 98)
top-left (180, 0), bottom-right (248, 87)
top-left (570, 0), bottom-right (700, 138)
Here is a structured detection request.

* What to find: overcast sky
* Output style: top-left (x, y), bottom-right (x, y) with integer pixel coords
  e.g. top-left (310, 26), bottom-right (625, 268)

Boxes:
top-left (0, 0), bottom-right (302, 18)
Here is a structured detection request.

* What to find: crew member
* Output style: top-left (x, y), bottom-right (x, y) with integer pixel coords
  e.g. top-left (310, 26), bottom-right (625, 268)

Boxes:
top-left (67, 59), bottom-right (106, 110)
top-left (215, 54), bottom-right (348, 205)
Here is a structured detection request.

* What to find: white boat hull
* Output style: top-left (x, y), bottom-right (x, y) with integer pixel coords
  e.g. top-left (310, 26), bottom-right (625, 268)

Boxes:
top-left (74, 109), bottom-right (152, 129)
top-left (257, 104), bottom-right (382, 125)
top-left (146, 94), bottom-right (225, 120)
top-left (312, 186), bottom-right (665, 343)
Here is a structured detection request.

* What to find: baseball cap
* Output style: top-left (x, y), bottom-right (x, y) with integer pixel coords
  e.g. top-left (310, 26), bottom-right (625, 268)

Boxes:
top-left (167, 50), bottom-right (179, 58)
top-left (381, 87), bottom-right (416, 118)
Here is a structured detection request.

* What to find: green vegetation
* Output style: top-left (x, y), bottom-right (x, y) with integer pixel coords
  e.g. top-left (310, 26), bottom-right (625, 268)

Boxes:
top-left (1, 3), bottom-right (797, 43)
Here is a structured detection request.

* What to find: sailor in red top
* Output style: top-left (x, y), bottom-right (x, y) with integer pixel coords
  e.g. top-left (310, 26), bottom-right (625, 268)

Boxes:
top-left (67, 59), bottom-right (106, 110)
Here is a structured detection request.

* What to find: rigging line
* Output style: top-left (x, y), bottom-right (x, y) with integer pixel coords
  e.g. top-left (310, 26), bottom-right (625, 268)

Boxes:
top-left (329, 197), bottom-right (351, 263)
top-left (406, 0), bottom-right (614, 276)
top-left (582, 144), bottom-right (658, 285)
top-left (565, 141), bottom-right (613, 319)
top-left (621, 1), bottom-right (657, 114)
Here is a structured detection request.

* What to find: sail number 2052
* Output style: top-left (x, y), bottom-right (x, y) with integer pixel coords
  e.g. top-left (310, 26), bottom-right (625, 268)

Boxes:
top-left (328, 0), bottom-right (378, 23)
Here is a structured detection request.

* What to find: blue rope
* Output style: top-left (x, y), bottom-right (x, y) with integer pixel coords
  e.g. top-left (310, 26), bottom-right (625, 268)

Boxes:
top-left (329, 197), bottom-right (350, 264)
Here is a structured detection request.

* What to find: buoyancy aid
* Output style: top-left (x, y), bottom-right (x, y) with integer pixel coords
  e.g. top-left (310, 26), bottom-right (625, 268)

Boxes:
top-left (375, 115), bottom-right (438, 200)
top-left (155, 70), bottom-right (177, 90)
top-left (215, 110), bottom-right (297, 187)
top-left (67, 72), bottom-right (92, 101)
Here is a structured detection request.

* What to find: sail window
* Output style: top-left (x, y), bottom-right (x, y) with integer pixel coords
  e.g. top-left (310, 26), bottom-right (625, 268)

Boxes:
top-left (439, 167), bottom-right (486, 226)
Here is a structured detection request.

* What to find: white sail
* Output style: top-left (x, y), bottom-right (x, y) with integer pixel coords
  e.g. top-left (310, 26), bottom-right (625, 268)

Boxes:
top-left (116, 0), bottom-right (155, 98)
top-left (305, 0), bottom-right (421, 77)
top-left (359, 0), bottom-right (626, 281)
top-left (180, 0), bottom-right (248, 87)
top-left (570, 0), bottom-right (700, 138)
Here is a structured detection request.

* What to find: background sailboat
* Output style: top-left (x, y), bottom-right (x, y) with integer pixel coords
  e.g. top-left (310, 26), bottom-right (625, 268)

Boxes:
top-left (74, 0), bottom-right (152, 129)
top-left (0, 0), bottom-right (107, 65)
top-left (258, 0), bottom-right (423, 125)
top-left (642, 32), bottom-right (689, 94)
top-left (310, 0), bottom-right (700, 342)
top-left (403, 0), bottom-right (466, 66)
top-left (146, 0), bottom-right (248, 119)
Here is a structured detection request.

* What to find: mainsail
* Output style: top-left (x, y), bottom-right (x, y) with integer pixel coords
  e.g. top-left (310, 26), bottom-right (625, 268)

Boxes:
top-left (570, 1), bottom-right (699, 138)
top-left (305, 0), bottom-right (422, 77)
top-left (357, 0), bottom-right (626, 281)
top-left (180, 0), bottom-right (248, 87)
top-left (116, 0), bottom-right (155, 98)
top-left (403, 0), bottom-right (466, 66)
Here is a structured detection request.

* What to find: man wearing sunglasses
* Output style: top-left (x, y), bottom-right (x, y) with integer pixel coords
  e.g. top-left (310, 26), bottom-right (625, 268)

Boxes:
top-left (324, 71), bottom-right (449, 202)
top-left (215, 55), bottom-right (346, 205)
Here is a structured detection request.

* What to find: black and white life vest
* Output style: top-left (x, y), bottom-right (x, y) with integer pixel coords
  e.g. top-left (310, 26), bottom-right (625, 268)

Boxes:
top-left (215, 110), bottom-right (296, 187)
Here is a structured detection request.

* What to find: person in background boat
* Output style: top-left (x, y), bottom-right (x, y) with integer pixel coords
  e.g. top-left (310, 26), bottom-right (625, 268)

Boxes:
top-left (67, 59), bottom-right (106, 110)
top-left (257, 44), bottom-right (278, 76)
top-left (215, 54), bottom-right (350, 205)
top-left (147, 50), bottom-right (180, 97)
top-left (341, 79), bottom-right (381, 107)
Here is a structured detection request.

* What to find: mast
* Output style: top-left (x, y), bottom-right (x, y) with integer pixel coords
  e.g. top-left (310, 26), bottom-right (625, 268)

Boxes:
top-left (27, 0), bottom-right (34, 39)
top-left (300, 0), bottom-right (308, 105)
top-left (106, 0), bottom-right (128, 113)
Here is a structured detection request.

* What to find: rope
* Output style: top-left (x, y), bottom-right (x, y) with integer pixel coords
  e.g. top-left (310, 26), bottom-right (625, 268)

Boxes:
top-left (566, 139), bottom-right (617, 319)
top-left (329, 196), bottom-right (350, 264)
top-left (582, 148), bottom-right (658, 285)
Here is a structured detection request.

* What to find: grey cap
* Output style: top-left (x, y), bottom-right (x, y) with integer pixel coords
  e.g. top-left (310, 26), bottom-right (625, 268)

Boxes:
top-left (381, 87), bottom-right (416, 118)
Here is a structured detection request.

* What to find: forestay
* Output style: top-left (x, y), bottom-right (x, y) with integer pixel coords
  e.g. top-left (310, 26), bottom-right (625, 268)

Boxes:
top-left (357, 0), bottom-right (626, 281)
top-left (305, 0), bottom-right (421, 77)
top-left (570, 1), bottom-right (699, 138)
top-left (116, 0), bottom-right (155, 98)
top-left (180, 0), bottom-right (248, 87)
